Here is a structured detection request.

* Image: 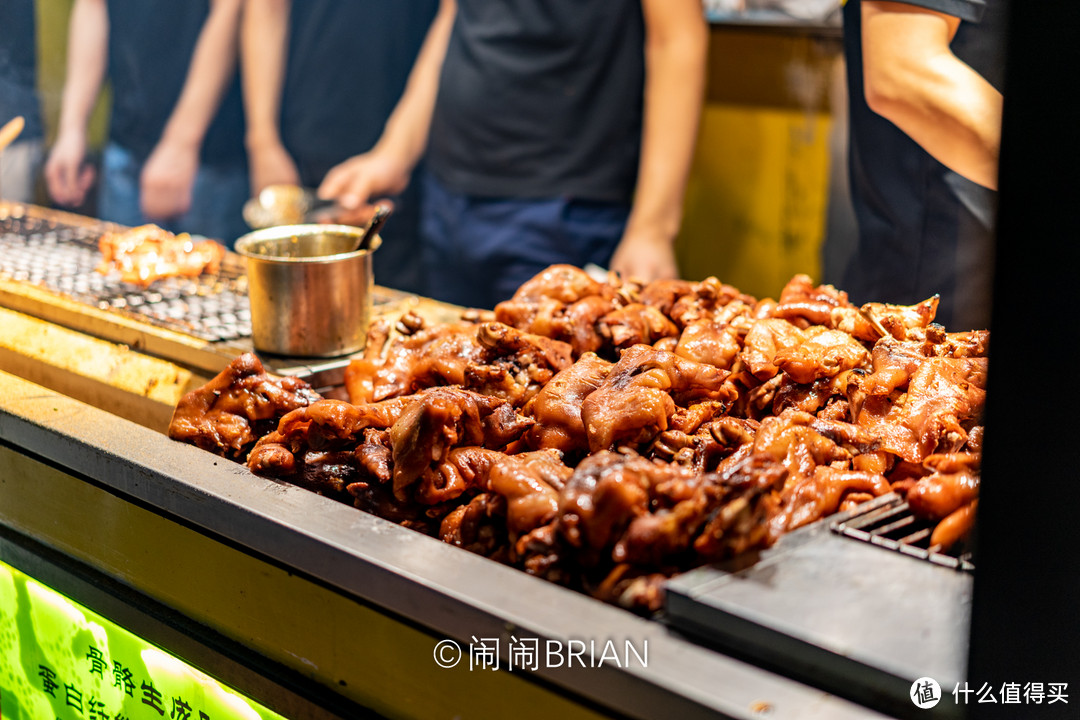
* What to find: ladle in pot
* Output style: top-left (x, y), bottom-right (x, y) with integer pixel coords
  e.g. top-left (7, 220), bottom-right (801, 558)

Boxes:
top-left (352, 204), bottom-right (392, 252)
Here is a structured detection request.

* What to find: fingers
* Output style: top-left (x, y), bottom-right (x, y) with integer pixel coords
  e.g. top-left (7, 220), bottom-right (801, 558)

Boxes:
top-left (317, 155), bottom-right (383, 210)
top-left (139, 175), bottom-right (193, 220)
top-left (76, 164), bottom-right (96, 202)
top-left (316, 161), bottom-right (357, 203)
top-left (45, 155), bottom-right (91, 206)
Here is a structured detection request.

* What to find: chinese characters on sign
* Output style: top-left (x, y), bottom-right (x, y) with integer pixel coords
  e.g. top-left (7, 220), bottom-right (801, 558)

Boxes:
top-left (37, 650), bottom-right (216, 720)
top-left (0, 560), bottom-right (288, 720)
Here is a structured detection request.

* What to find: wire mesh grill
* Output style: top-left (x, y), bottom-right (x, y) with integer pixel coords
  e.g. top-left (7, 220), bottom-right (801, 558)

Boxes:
top-left (830, 495), bottom-right (974, 571)
top-left (0, 205), bottom-right (253, 342)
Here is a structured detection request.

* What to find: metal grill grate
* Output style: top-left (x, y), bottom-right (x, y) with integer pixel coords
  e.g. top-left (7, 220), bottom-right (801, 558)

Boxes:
top-left (0, 206), bottom-right (252, 342)
top-left (830, 495), bottom-right (975, 571)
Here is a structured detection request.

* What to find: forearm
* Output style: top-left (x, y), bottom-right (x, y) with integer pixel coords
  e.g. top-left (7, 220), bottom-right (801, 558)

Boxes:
top-left (56, 0), bottom-right (108, 137)
top-left (373, 0), bottom-right (456, 171)
top-left (862, 2), bottom-right (1002, 189)
top-left (241, 0), bottom-right (290, 151)
top-left (624, 0), bottom-right (708, 242)
top-left (158, 0), bottom-right (244, 152)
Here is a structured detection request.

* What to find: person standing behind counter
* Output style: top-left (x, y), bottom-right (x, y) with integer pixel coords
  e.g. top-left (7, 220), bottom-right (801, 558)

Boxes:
top-left (830, 0), bottom-right (1006, 331)
top-left (45, 0), bottom-right (249, 246)
top-left (0, 0), bottom-right (44, 203)
top-left (316, 0), bottom-right (708, 308)
top-left (240, 0), bottom-right (437, 294)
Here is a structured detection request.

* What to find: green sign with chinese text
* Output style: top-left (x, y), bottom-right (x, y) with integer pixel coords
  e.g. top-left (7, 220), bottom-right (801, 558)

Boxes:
top-left (0, 559), bottom-right (289, 720)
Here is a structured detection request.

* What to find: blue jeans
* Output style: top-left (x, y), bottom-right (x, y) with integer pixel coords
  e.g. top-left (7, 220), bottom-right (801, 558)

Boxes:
top-left (420, 171), bottom-right (630, 308)
top-left (98, 142), bottom-right (250, 248)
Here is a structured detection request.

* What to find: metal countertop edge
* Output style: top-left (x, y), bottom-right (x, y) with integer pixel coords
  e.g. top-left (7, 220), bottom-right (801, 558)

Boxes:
top-left (0, 370), bottom-right (891, 720)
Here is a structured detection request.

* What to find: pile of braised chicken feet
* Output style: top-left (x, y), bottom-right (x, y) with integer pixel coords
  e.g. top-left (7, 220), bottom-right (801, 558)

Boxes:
top-left (169, 266), bottom-right (987, 612)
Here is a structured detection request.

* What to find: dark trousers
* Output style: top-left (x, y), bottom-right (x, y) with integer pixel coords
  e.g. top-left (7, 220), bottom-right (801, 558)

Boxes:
top-left (419, 171), bottom-right (629, 309)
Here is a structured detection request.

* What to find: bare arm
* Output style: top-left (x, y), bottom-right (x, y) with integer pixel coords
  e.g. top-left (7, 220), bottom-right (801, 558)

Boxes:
top-left (861, 1), bottom-right (1002, 189)
top-left (45, 0), bottom-right (107, 206)
top-left (610, 0), bottom-right (708, 282)
top-left (317, 0), bottom-right (457, 221)
top-left (240, 0), bottom-right (299, 194)
top-left (141, 0), bottom-right (245, 220)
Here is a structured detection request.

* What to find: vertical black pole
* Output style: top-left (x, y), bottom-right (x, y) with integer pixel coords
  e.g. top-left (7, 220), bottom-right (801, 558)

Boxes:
top-left (969, 0), bottom-right (1080, 718)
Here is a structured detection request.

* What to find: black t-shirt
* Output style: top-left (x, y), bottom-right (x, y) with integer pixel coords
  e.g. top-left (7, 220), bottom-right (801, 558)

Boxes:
top-left (0, 0), bottom-right (43, 140)
top-left (427, 0), bottom-right (646, 203)
top-left (280, 0), bottom-right (437, 187)
top-left (840, 0), bottom-right (1007, 330)
top-left (106, 0), bottom-right (245, 167)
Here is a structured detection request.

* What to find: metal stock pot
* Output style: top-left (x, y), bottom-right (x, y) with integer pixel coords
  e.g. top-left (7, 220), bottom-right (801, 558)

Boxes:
top-left (234, 224), bottom-right (381, 357)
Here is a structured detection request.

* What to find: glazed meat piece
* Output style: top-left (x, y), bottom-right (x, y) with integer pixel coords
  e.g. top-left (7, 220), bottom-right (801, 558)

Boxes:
top-left (752, 410), bottom-right (872, 479)
top-left (773, 327), bottom-right (870, 384)
top-left (589, 565), bottom-right (669, 613)
top-left (293, 449), bottom-right (362, 499)
top-left (465, 322), bottom-right (574, 406)
top-left (767, 466), bottom-right (891, 542)
top-left (440, 493), bottom-right (509, 559)
top-left (97, 224), bottom-right (226, 286)
top-left (773, 374), bottom-right (850, 416)
top-left (772, 274), bottom-right (851, 327)
top-left (929, 500), bottom-right (978, 550)
top-left (523, 352), bottom-right (613, 454)
top-left (611, 482), bottom-right (717, 567)
top-left (741, 318), bottom-right (807, 380)
top-left (247, 395), bottom-right (416, 477)
top-left (599, 303), bottom-right (679, 349)
top-left (389, 388), bottom-right (532, 501)
top-left (494, 264), bottom-right (620, 355)
top-left (345, 322), bottom-right (485, 403)
top-left (168, 352), bottom-right (321, 458)
top-left (356, 428), bottom-right (393, 483)
top-left (846, 296), bottom-right (939, 341)
top-left (693, 453), bottom-right (788, 562)
top-left (558, 295), bottom-right (619, 355)
top-left (500, 264), bottom-right (609, 306)
top-left (414, 446), bottom-right (506, 505)
top-left (557, 451), bottom-right (654, 564)
top-left (856, 357), bottom-right (987, 463)
top-left (666, 277), bottom-right (758, 328)
top-left (341, 318), bottom-right (393, 404)
top-left (906, 453), bottom-right (981, 520)
top-left (347, 476), bottom-right (434, 533)
top-left (580, 344), bottom-right (734, 452)
top-left (514, 522), bottom-right (573, 585)
top-left (860, 337), bottom-right (930, 396)
top-left (637, 278), bottom-right (697, 317)
top-left (345, 321), bottom-right (572, 408)
top-left (487, 449), bottom-right (572, 536)
top-left (674, 320), bottom-right (742, 370)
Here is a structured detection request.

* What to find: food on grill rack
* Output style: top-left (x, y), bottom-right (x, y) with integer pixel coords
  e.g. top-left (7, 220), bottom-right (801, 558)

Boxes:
top-left (97, 224), bottom-right (226, 287)
top-left (170, 266), bottom-right (988, 612)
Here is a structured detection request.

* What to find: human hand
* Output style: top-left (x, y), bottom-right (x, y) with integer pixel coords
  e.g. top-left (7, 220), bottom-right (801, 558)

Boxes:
top-left (44, 129), bottom-right (96, 207)
top-left (609, 230), bottom-right (679, 284)
top-left (140, 139), bottom-right (199, 220)
top-left (316, 150), bottom-right (409, 226)
top-left (248, 139), bottom-right (301, 197)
